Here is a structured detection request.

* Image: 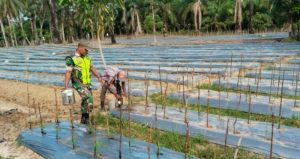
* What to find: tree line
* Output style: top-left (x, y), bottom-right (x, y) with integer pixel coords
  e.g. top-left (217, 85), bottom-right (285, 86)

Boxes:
top-left (0, 0), bottom-right (299, 47)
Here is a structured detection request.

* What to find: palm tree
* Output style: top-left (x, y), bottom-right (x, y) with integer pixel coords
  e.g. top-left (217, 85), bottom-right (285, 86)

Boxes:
top-left (0, 9), bottom-right (8, 47)
top-left (234, 0), bottom-right (243, 31)
top-left (156, 0), bottom-right (177, 32)
top-left (0, 0), bottom-right (23, 46)
top-left (127, 1), bottom-right (143, 35)
top-left (182, 0), bottom-right (202, 31)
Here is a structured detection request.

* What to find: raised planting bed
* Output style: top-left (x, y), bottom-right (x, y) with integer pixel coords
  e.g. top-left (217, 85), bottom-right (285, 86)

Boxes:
top-left (18, 121), bottom-right (191, 159)
top-left (111, 105), bottom-right (300, 159)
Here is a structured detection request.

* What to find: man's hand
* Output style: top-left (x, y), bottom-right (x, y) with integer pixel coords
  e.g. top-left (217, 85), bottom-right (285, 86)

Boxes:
top-left (97, 77), bottom-right (104, 86)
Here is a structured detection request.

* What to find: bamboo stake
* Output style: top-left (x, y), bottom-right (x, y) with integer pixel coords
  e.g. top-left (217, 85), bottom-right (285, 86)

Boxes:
top-left (270, 114), bottom-right (274, 159)
top-left (276, 63), bottom-right (282, 96)
top-left (163, 75), bottom-right (169, 119)
top-left (93, 114), bottom-right (98, 158)
top-left (192, 67), bottom-right (195, 88)
top-left (127, 72), bottom-right (132, 147)
top-left (218, 72), bottom-right (221, 120)
top-left (294, 67), bottom-right (299, 108)
top-left (206, 87), bottom-right (210, 128)
top-left (69, 108), bottom-right (74, 129)
top-left (145, 73), bottom-right (149, 109)
top-left (247, 85), bottom-right (252, 124)
top-left (197, 80), bottom-right (201, 120)
top-left (159, 65), bottom-right (163, 106)
top-left (147, 124), bottom-right (152, 159)
top-left (225, 119), bottom-right (230, 156)
top-left (269, 67), bottom-right (274, 104)
top-left (278, 71), bottom-right (285, 129)
top-left (230, 53), bottom-right (233, 77)
top-left (71, 124), bottom-right (76, 149)
top-left (54, 88), bottom-right (59, 124)
top-left (38, 103), bottom-right (46, 135)
top-left (183, 76), bottom-right (185, 106)
top-left (119, 104), bottom-right (123, 159)
top-left (184, 121), bottom-right (190, 159)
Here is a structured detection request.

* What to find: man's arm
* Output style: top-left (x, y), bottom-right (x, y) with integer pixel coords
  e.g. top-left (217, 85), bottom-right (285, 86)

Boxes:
top-left (90, 65), bottom-right (103, 85)
top-left (121, 81), bottom-right (126, 96)
top-left (64, 71), bottom-right (71, 89)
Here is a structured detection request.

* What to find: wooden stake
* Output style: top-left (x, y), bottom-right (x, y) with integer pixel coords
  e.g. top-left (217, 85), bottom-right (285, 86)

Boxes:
top-left (147, 124), bottom-right (152, 159)
top-left (38, 103), bottom-right (46, 135)
top-left (294, 68), bottom-right (299, 108)
top-left (225, 119), bottom-right (230, 156)
top-left (119, 105), bottom-right (123, 159)
top-left (184, 121), bottom-right (190, 159)
top-left (197, 80), bottom-right (201, 120)
top-left (278, 71), bottom-right (285, 129)
top-left (163, 76), bottom-right (168, 119)
top-left (54, 88), bottom-right (59, 124)
top-left (247, 85), bottom-right (252, 124)
top-left (159, 65), bottom-right (163, 105)
top-left (270, 114), bottom-right (274, 159)
top-left (206, 88), bottom-right (210, 128)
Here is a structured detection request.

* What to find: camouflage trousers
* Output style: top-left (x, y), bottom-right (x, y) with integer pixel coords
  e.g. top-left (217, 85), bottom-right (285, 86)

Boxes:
top-left (72, 82), bottom-right (93, 114)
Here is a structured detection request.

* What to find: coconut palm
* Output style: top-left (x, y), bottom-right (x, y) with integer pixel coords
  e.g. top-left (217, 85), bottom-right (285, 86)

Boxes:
top-left (0, 0), bottom-right (23, 46)
top-left (182, 0), bottom-right (202, 31)
top-left (234, 0), bottom-right (243, 31)
top-left (127, 0), bottom-right (143, 35)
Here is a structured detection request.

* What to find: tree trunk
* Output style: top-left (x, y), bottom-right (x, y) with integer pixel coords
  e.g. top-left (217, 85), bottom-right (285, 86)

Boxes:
top-left (47, 0), bottom-right (62, 43)
top-left (19, 13), bottom-right (30, 45)
top-left (110, 27), bottom-right (117, 44)
top-left (234, 0), bottom-right (242, 32)
top-left (7, 15), bottom-right (14, 46)
top-left (248, 0), bottom-right (254, 34)
top-left (39, 22), bottom-right (44, 40)
top-left (122, 0), bottom-right (129, 36)
top-left (0, 19), bottom-right (8, 47)
top-left (31, 13), bottom-right (39, 44)
top-left (60, 9), bottom-right (65, 43)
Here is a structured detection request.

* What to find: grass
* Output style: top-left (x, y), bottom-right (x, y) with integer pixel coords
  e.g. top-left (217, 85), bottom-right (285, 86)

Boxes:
top-left (150, 93), bottom-right (300, 128)
top-left (93, 112), bottom-right (263, 159)
top-left (198, 83), bottom-right (300, 100)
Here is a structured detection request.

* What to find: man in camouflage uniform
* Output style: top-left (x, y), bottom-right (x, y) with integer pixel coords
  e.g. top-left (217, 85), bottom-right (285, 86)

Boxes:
top-left (64, 42), bottom-right (102, 124)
